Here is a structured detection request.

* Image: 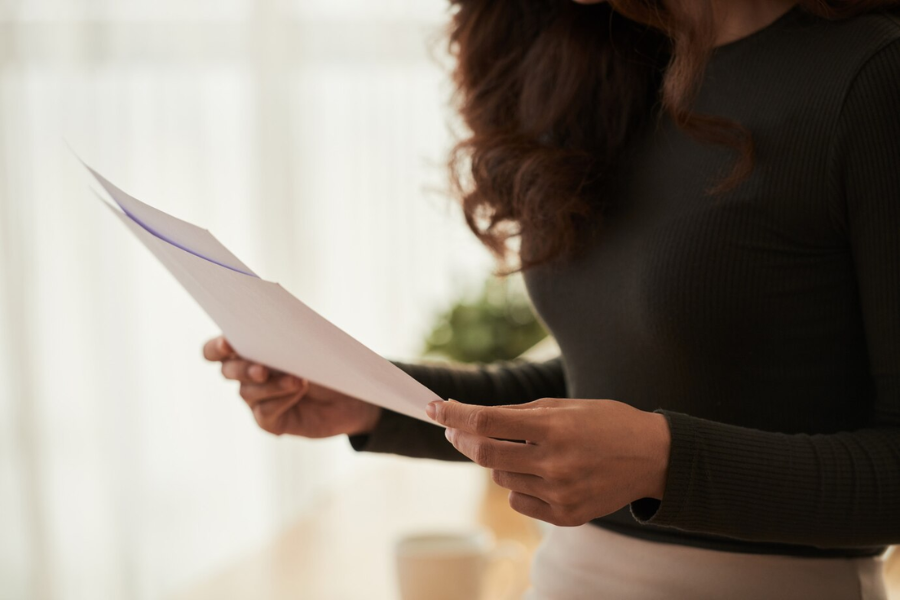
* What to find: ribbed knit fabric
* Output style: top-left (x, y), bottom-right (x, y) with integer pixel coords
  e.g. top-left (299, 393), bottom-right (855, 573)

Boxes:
top-left (348, 7), bottom-right (900, 556)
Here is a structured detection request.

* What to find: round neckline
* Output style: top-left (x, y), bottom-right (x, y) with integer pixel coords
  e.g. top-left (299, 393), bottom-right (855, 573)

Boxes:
top-left (710, 3), bottom-right (804, 60)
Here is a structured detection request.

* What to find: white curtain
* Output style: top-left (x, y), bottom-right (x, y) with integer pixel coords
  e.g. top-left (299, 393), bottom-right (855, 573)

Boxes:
top-left (0, 1), bottom-right (492, 598)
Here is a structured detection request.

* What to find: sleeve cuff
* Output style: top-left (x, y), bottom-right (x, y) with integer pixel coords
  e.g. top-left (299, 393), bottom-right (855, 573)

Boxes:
top-left (630, 410), bottom-right (699, 527)
top-left (346, 406), bottom-right (414, 455)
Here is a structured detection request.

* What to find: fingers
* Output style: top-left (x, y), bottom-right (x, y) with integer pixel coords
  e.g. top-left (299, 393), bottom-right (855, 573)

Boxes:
top-left (507, 491), bottom-right (558, 525)
top-left (496, 398), bottom-right (561, 410)
top-left (445, 428), bottom-right (539, 473)
top-left (491, 469), bottom-right (548, 500)
top-left (221, 358), bottom-right (271, 383)
top-left (203, 336), bottom-right (234, 361)
top-left (508, 490), bottom-right (589, 528)
top-left (240, 375), bottom-right (308, 406)
top-left (428, 400), bottom-right (547, 442)
top-left (252, 395), bottom-right (303, 436)
top-left (205, 336), bottom-right (276, 384)
top-left (494, 471), bottom-right (596, 526)
top-left (241, 375), bottom-right (308, 435)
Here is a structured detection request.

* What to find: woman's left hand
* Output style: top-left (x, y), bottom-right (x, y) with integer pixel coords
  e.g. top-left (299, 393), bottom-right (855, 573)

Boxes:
top-left (426, 397), bottom-right (671, 527)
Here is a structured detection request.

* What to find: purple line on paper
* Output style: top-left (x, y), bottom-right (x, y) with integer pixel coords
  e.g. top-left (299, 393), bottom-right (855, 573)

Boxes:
top-left (116, 205), bottom-right (258, 277)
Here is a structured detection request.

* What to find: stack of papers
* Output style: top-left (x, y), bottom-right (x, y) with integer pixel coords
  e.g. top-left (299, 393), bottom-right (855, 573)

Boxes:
top-left (83, 160), bottom-right (442, 425)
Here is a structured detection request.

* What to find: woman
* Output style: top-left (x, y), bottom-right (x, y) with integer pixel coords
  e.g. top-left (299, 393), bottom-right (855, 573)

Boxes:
top-left (203, 0), bottom-right (900, 597)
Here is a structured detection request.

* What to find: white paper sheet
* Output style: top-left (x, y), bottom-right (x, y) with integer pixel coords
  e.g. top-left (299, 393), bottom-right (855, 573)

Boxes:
top-left (83, 162), bottom-right (258, 277)
top-left (88, 164), bottom-right (443, 425)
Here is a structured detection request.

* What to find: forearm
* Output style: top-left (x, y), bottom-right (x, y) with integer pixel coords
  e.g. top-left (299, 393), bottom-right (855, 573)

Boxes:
top-left (392, 356), bottom-right (568, 407)
top-left (632, 411), bottom-right (900, 549)
top-left (348, 406), bottom-right (471, 461)
top-left (347, 356), bottom-right (567, 461)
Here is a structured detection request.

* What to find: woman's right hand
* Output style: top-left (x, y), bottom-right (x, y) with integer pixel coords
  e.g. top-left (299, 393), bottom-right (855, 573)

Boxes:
top-left (202, 335), bottom-right (383, 439)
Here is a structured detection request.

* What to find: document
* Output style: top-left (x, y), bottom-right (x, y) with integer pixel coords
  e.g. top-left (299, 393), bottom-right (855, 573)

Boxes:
top-left (85, 161), bottom-right (443, 425)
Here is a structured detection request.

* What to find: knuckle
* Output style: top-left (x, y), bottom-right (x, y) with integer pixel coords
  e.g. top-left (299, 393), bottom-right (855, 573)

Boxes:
top-left (471, 441), bottom-right (493, 466)
top-left (571, 511), bottom-right (590, 526)
top-left (252, 412), bottom-right (267, 430)
top-left (552, 507), bottom-right (580, 527)
top-left (546, 457), bottom-right (575, 481)
top-left (206, 338), bottom-right (226, 361)
top-left (539, 415), bottom-right (556, 434)
top-left (559, 515), bottom-right (580, 527)
top-left (467, 409), bottom-right (491, 434)
top-left (253, 412), bottom-right (281, 436)
top-left (530, 420), bottom-right (552, 442)
top-left (223, 360), bottom-right (244, 379)
top-left (547, 486), bottom-right (570, 506)
top-left (544, 512), bottom-right (566, 527)
top-left (540, 458), bottom-right (564, 481)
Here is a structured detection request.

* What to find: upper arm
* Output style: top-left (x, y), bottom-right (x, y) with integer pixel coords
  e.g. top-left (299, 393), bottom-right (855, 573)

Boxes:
top-left (834, 37), bottom-right (900, 427)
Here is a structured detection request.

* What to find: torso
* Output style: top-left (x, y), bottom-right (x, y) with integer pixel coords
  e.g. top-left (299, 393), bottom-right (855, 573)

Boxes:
top-left (523, 6), bottom-right (900, 555)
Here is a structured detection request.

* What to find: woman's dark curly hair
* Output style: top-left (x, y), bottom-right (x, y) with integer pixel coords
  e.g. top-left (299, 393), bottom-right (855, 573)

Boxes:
top-left (447, 0), bottom-right (900, 272)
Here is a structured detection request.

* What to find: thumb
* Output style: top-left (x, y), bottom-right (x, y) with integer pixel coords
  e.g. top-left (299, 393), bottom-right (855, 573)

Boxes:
top-left (495, 397), bottom-right (560, 410)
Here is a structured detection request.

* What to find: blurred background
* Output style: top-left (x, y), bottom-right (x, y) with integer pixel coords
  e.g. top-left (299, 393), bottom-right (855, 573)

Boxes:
top-left (2, 1), bottom-right (899, 599)
top-left (0, 0), bottom-right (556, 598)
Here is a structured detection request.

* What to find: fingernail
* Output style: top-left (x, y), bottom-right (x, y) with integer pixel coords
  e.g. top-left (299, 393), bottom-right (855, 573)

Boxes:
top-left (218, 338), bottom-right (227, 351)
top-left (426, 401), bottom-right (438, 419)
top-left (280, 375), bottom-right (295, 389)
top-left (448, 398), bottom-right (460, 404)
top-left (250, 365), bottom-right (266, 381)
top-left (444, 427), bottom-right (453, 442)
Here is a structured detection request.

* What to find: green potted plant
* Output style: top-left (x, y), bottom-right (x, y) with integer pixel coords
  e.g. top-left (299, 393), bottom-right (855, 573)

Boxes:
top-left (421, 275), bottom-right (547, 364)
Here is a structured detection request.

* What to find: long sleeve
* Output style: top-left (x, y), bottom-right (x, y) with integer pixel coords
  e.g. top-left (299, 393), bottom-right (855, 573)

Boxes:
top-left (346, 355), bottom-right (567, 461)
top-left (631, 40), bottom-right (900, 548)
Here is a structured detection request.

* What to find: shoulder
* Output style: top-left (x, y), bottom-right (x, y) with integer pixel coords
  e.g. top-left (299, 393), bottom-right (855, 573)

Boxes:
top-left (765, 9), bottom-right (900, 127)
top-left (826, 13), bottom-right (900, 234)
top-left (828, 8), bottom-right (900, 39)
top-left (838, 11), bottom-right (900, 80)
top-left (734, 9), bottom-right (900, 104)
top-left (797, 7), bottom-right (900, 42)
top-left (791, 8), bottom-right (900, 72)
top-left (740, 9), bottom-right (900, 236)
top-left (843, 9), bottom-right (900, 42)
top-left (832, 13), bottom-right (900, 121)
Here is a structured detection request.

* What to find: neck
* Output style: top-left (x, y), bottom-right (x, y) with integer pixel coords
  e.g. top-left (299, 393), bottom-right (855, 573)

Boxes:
top-left (712, 0), bottom-right (799, 46)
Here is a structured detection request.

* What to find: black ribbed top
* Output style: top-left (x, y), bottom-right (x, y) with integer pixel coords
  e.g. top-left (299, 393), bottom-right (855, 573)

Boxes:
top-left (349, 7), bottom-right (900, 556)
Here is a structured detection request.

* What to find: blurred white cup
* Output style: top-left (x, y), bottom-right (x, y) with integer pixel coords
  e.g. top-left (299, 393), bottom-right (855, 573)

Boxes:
top-left (394, 528), bottom-right (528, 600)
